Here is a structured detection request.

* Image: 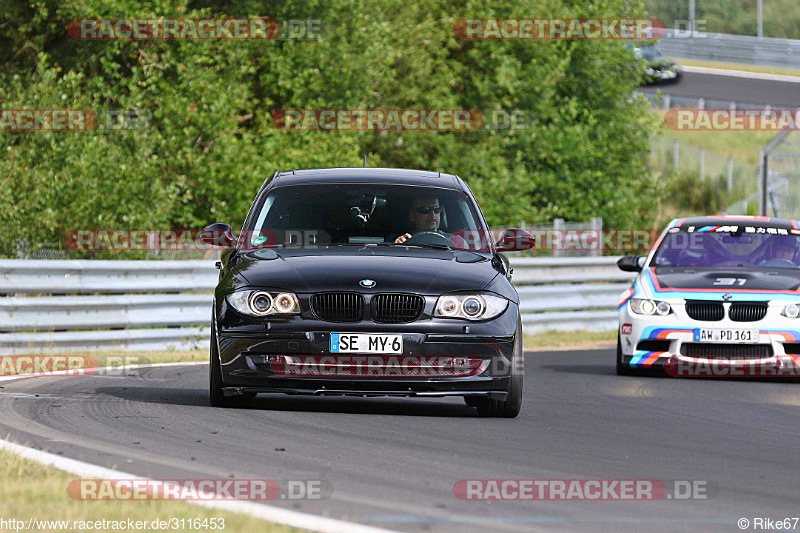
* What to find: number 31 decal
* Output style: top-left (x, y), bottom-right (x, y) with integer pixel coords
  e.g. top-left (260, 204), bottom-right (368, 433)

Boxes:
top-left (713, 277), bottom-right (746, 286)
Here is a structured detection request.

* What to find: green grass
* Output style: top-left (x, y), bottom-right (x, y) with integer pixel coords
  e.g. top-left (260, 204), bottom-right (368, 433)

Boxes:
top-left (0, 448), bottom-right (300, 533)
top-left (650, 109), bottom-right (776, 167)
top-left (524, 330), bottom-right (616, 350)
top-left (676, 58), bottom-right (800, 78)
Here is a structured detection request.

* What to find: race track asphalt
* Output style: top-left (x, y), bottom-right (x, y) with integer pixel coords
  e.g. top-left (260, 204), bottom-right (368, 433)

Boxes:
top-left (1, 349), bottom-right (799, 532)
top-left (639, 70), bottom-right (800, 107)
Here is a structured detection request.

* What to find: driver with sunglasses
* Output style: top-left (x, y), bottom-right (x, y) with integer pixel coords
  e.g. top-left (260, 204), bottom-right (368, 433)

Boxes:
top-left (394, 195), bottom-right (468, 248)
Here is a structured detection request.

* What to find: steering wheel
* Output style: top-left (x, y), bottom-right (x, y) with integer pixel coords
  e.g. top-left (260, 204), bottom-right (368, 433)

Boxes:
top-left (403, 231), bottom-right (451, 247)
top-left (760, 258), bottom-right (797, 268)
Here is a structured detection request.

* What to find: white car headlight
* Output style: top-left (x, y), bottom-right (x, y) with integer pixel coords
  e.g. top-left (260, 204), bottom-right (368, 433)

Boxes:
top-left (783, 304), bottom-right (800, 318)
top-left (434, 294), bottom-right (508, 321)
top-left (226, 290), bottom-right (300, 316)
top-left (630, 298), bottom-right (672, 316)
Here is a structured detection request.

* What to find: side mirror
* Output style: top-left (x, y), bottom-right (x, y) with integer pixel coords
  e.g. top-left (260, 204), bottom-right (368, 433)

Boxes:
top-left (617, 255), bottom-right (645, 272)
top-left (201, 223), bottom-right (234, 248)
top-left (496, 229), bottom-right (535, 252)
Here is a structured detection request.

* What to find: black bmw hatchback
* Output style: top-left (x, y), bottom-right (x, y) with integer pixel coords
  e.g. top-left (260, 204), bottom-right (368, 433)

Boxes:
top-left (201, 168), bottom-right (534, 417)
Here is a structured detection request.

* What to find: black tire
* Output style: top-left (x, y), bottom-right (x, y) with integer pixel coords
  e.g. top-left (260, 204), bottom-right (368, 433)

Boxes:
top-left (616, 335), bottom-right (664, 377)
top-left (476, 315), bottom-right (523, 418)
top-left (616, 335), bottom-right (634, 376)
top-left (209, 323), bottom-right (254, 408)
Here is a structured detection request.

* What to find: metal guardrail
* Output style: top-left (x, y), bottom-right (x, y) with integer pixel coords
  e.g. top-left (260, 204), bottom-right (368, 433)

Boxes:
top-left (0, 258), bottom-right (634, 353)
top-left (512, 257), bottom-right (635, 333)
top-left (657, 30), bottom-right (800, 70)
top-left (0, 260), bottom-right (217, 354)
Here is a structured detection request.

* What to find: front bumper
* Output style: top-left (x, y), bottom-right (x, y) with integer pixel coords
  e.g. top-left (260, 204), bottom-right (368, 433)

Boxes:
top-left (215, 307), bottom-right (519, 397)
top-left (619, 301), bottom-right (800, 377)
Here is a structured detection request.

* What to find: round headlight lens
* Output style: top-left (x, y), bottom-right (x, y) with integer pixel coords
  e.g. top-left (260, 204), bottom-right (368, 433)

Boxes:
top-left (656, 301), bottom-right (671, 316)
top-left (785, 304), bottom-right (800, 318)
top-left (462, 296), bottom-right (484, 317)
top-left (274, 292), bottom-right (297, 313)
top-left (437, 296), bottom-right (460, 316)
top-left (250, 292), bottom-right (273, 314)
top-left (639, 299), bottom-right (656, 315)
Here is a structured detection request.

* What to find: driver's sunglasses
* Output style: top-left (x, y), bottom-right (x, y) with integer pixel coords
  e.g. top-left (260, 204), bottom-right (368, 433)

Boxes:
top-left (413, 206), bottom-right (442, 215)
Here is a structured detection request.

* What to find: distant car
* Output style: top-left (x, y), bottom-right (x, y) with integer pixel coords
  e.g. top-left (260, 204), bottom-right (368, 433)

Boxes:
top-left (201, 168), bottom-right (535, 416)
top-left (617, 216), bottom-right (800, 377)
top-left (632, 45), bottom-right (682, 84)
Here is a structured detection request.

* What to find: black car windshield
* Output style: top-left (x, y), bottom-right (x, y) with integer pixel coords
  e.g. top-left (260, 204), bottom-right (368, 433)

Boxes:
top-left (652, 228), bottom-right (800, 269)
top-left (632, 45), bottom-right (662, 62)
top-left (247, 184), bottom-right (492, 251)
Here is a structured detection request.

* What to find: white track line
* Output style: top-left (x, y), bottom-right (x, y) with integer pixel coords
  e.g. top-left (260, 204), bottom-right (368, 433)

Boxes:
top-left (0, 363), bottom-right (399, 533)
top-left (682, 65), bottom-right (800, 83)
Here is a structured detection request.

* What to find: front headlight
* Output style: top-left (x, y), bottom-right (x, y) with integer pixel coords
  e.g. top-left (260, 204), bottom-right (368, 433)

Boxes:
top-left (783, 304), bottom-right (800, 318)
top-left (226, 290), bottom-right (300, 316)
top-left (434, 293), bottom-right (508, 321)
top-left (630, 298), bottom-right (672, 316)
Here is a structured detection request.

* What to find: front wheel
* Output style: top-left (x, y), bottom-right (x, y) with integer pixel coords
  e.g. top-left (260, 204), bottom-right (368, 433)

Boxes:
top-left (209, 323), bottom-right (254, 408)
top-left (616, 335), bottom-right (634, 376)
top-left (475, 315), bottom-right (523, 418)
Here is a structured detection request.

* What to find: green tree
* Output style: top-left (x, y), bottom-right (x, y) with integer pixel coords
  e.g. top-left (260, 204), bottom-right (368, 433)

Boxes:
top-left (0, 0), bottom-right (659, 257)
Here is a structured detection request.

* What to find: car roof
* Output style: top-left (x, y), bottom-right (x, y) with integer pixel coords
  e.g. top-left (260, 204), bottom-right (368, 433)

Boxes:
top-left (263, 167), bottom-right (464, 191)
top-left (670, 215), bottom-right (799, 230)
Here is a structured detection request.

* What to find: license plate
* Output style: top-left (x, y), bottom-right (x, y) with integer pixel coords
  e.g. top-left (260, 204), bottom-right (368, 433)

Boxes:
top-left (694, 328), bottom-right (759, 343)
top-left (330, 333), bottom-right (403, 354)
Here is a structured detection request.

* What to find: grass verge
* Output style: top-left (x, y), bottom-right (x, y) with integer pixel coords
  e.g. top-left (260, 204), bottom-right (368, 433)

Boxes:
top-left (650, 109), bottom-right (776, 167)
top-left (0, 448), bottom-right (299, 533)
top-left (0, 351), bottom-right (207, 377)
top-left (674, 58), bottom-right (800, 78)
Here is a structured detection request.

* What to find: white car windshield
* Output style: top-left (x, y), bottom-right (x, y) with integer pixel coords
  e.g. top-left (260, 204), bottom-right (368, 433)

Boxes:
top-left (653, 228), bottom-right (800, 268)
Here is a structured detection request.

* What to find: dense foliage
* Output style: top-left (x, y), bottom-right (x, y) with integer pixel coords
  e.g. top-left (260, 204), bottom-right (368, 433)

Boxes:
top-left (644, 0), bottom-right (800, 39)
top-left (0, 0), bottom-right (659, 257)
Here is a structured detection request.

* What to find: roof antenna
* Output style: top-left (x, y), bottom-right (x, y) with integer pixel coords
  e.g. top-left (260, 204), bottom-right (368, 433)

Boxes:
top-left (363, 155), bottom-right (367, 167)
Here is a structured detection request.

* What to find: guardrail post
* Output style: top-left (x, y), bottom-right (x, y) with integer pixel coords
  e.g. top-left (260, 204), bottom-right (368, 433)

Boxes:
top-left (591, 217), bottom-right (603, 257)
top-left (553, 218), bottom-right (564, 258)
top-left (757, 0), bottom-right (763, 38)
top-left (727, 158), bottom-right (734, 192)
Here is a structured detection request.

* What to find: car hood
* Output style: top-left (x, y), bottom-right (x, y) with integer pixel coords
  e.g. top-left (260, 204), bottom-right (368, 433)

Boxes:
top-left (232, 246), bottom-right (502, 294)
top-left (649, 266), bottom-right (800, 295)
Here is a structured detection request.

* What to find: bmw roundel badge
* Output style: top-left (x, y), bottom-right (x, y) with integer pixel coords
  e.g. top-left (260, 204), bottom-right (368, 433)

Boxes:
top-left (359, 279), bottom-right (376, 288)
